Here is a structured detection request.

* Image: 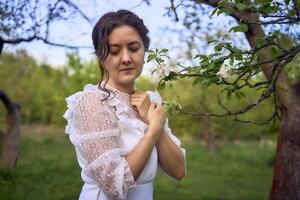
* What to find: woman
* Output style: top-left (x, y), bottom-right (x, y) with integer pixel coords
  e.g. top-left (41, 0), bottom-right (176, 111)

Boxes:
top-left (63, 10), bottom-right (186, 200)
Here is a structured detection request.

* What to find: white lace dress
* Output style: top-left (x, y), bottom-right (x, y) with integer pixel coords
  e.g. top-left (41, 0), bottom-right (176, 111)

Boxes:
top-left (63, 83), bottom-right (186, 200)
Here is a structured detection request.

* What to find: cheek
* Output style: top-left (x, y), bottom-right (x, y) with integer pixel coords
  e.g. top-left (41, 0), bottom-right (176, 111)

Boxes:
top-left (135, 53), bottom-right (144, 71)
top-left (104, 58), bottom-right (117, 73)
top-left (135, 51), bottom-right (145, 64)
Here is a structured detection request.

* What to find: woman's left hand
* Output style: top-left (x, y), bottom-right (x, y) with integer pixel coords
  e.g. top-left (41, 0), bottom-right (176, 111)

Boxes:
top-left (130, 90), bottom-right (151, 124)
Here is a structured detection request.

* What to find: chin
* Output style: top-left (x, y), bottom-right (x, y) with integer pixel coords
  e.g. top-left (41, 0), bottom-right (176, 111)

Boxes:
top-left (120, 73), bottom-right (140, 83)
top-left (119, 77), bottom-right (137, 85)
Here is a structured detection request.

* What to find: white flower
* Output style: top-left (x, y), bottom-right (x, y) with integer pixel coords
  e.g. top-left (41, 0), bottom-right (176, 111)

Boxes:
top-left (152, 63), bottom-right (170, 80)
top-left (199, 68), bottom-right (206, 74)
top-left (216, 64), bottom-right (233, 79)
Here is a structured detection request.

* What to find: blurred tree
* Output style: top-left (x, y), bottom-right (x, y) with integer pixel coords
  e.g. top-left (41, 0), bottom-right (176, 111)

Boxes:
top-left (0, 0), bottom-right (91, 54)
top-left (0, 91), bottom-right (20, 169)
top-left (145, 0), bottom-right (300, 198)
top-left (0, 0), bottom-right (91, 170)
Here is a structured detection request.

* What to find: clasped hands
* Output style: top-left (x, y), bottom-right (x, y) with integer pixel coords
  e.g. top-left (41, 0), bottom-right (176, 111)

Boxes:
top-left (130, 90), bottom-right (166, 135)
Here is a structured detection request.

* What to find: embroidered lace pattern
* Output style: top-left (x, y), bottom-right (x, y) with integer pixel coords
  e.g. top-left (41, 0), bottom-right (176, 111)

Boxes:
top-left (72, 91), bottom-right (136, 199)
top-left (105, 83), bottom-right (140, 119)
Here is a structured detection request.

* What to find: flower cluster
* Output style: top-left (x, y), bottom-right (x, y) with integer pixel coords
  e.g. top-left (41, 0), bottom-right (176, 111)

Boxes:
top-left (216, 64), bottom-right (233, 79)
top-left (152, 63), bottom-right (170, 80)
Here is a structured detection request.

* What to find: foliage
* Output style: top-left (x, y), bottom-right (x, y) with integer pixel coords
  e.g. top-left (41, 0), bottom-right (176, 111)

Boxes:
top-left (0, 50), bottom-right (281, 139)
top-left (157, 78), bottom-right (279, 139)
top-left (0, 51), bottom-right (98, 124)
top-left (146, 0), bottom-right (300, 125)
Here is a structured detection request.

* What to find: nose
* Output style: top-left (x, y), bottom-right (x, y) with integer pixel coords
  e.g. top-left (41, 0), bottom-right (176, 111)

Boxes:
top-left (121, 50), bottom-right (132, 65)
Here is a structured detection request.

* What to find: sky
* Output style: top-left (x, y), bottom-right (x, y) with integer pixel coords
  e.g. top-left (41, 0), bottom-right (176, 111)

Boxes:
top-left (4, 0), bottom-right (177, 74)
top-left (3, 0), bottom-right (247, 77)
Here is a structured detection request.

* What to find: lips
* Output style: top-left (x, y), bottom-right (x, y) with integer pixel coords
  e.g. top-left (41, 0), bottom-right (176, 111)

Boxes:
top-left (120, 68), bottom-right (134, 71)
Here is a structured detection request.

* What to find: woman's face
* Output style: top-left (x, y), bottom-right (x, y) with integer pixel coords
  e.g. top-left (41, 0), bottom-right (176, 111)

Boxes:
top-left (104, 24), bottom-right (145, 87)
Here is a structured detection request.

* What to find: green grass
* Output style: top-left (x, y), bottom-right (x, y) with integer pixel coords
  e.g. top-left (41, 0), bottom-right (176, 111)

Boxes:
top-left (0, 125), bottom-right (275, 200)
top-left (154, 140), bottom-right (275, 200)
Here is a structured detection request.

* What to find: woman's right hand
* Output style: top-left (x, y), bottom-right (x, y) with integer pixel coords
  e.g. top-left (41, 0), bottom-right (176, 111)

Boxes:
top-left (147, 102), bottom-right (166, 139)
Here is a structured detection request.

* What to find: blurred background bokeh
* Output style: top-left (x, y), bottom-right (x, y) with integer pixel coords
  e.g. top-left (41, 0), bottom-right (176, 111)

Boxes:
top-left (1, 0), bottom-right (300, 199)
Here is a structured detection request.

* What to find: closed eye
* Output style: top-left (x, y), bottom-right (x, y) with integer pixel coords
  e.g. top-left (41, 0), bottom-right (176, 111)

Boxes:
top-left (129, 47), bottom-right (139, 52)
top-left (110, 50), bottom-right (119, 55)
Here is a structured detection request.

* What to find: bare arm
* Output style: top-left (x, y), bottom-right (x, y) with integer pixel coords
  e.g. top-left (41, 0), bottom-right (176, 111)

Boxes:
top-left (126, 102), bottom-right (165, 180)
top-left (125, 128), bottom-right (158, 180)
top-left (130, 90), bottom-right (186, 180)
top-left (156, 130), bottom-right (186, 180)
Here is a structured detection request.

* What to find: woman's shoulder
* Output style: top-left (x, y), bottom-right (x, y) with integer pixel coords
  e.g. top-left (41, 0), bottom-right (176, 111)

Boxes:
top-left (146, 90), bottom-right (163, 104)
top-left (63, 84), bottom-right (107, 121)
top-left (65, 83), bottom-right (105, 105)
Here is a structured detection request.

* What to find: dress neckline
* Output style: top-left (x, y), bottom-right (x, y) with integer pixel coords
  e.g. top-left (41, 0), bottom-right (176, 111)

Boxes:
top-left (100, 81), bottom-right (136, 100)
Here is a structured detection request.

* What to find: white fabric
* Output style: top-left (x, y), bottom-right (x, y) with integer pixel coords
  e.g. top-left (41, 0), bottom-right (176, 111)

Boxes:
top-left (63, 83), bottom-right (186, 200)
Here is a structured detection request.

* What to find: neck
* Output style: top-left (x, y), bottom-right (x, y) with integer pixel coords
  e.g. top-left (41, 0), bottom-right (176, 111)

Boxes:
top-left (106, 80), bottom-right (134, 95)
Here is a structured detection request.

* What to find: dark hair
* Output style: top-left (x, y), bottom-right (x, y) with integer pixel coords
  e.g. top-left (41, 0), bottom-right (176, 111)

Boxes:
top-left (92, 10), bottom-right (150, 100)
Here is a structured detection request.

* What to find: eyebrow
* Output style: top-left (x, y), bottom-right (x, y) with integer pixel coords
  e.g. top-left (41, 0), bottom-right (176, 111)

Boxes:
top-left (109, 41), bottom-right (141, 48)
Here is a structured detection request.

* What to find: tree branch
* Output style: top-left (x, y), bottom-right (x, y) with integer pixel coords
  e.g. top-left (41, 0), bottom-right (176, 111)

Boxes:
top-left (1, 35), bottom-right (90, 49)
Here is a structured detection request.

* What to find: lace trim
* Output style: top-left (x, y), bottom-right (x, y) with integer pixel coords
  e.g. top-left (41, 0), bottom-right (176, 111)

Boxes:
top-left (123, 159), bottom-right (136, 192)
top-left (87, 149), bottom-right (121, 169)
top-left (86, 149), bottom-right (136, 199)
top-left (68, 127), bottom-right (120, 146)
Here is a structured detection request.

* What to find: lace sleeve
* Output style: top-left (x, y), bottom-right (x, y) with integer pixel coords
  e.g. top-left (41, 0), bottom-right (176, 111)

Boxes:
top-left (72, 91), bottom-right (136, 199)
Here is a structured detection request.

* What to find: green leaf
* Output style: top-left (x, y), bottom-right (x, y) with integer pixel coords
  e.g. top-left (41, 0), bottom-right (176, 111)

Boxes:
top-left (240, 24), bottom-right (248, 32)
top-left (159, 49), bottom-right (168, 54)
top-left (229, 24), bottom-right (248, 33)
top-left (210, 8), bottom-right (219, 17)
top-left (208, 62), bottom-right (215, 70)
top-left (201, 60), bottom-right (209, 66)
top-left (235, 91), bottom-right (241, 100)
top-left (208, 39), bottom-right (218, 44)
top-left (158, 81), bottom-right (166, 90)
top-left (214, 43), bottom-right (223, 51)
top-left (217, 8), bottom-right (225, 15)
top-left (194, 54), bottom-right (207, 60)
top-left (229, 56), bottom-right (234, 66)
top-left (224, 42), bottom-right (233, 50)
top-left (270, 46), bottom-right (279, 58)
top-left (227, 90), bottom-right (232, 100)
top-left (238, 91), bottom-right (246, 98)
top-left (288, 9), bottom-right (296, 17)
top-left (147, 49), bottom-right (155, 54)
top-left (163, 99), bottom-right (182, 114)
top-left (223, 6), bottom-right (235, 15)
top-left (147, 54), bottom-right (156, 63)
top-left (235, 53), bottom-right (243, 61)
top-left (260, 4), bottom-right (279, 14)
top-left (284, 0), bottom-right (291, 5)
top-left (256, 0), bottom-right (272, 5)
top-left (235, 2), bottom-right (247, 11)
top-left (193, 77), bottom-right (203, 85)
top-left (201, 79), bottom-right (212, 87)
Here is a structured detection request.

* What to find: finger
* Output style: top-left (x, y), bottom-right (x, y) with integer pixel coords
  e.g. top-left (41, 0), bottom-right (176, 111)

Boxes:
top-left (133, 90), bottom-right (144, 94)
top-left (130, 101), bottom-right (139, 107)
top-left (130, 95), bottom-right (142, 100)
top-left (130, 99), bottom-right (141, 104)
top-left (149, 102), bottom-right (156, 109)
top-left (156, 104), bottom-right (164, 111)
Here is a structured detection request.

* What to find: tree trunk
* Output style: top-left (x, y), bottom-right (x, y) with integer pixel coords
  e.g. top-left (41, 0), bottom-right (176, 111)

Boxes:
top-left (0, 90), bottom-right (21, 169)
top-left (198, 90), bottom-right (218, 152)
top-left (270, 90), bottom-right (300, 199)
top-left (202, 116), bottom-right (218, 152)
top-left (0, 37), bottom-right (4, 55)
top-left (231, 11), bottom-right (300, 200)
top-left (191, 0), bottom-right (300, 198)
